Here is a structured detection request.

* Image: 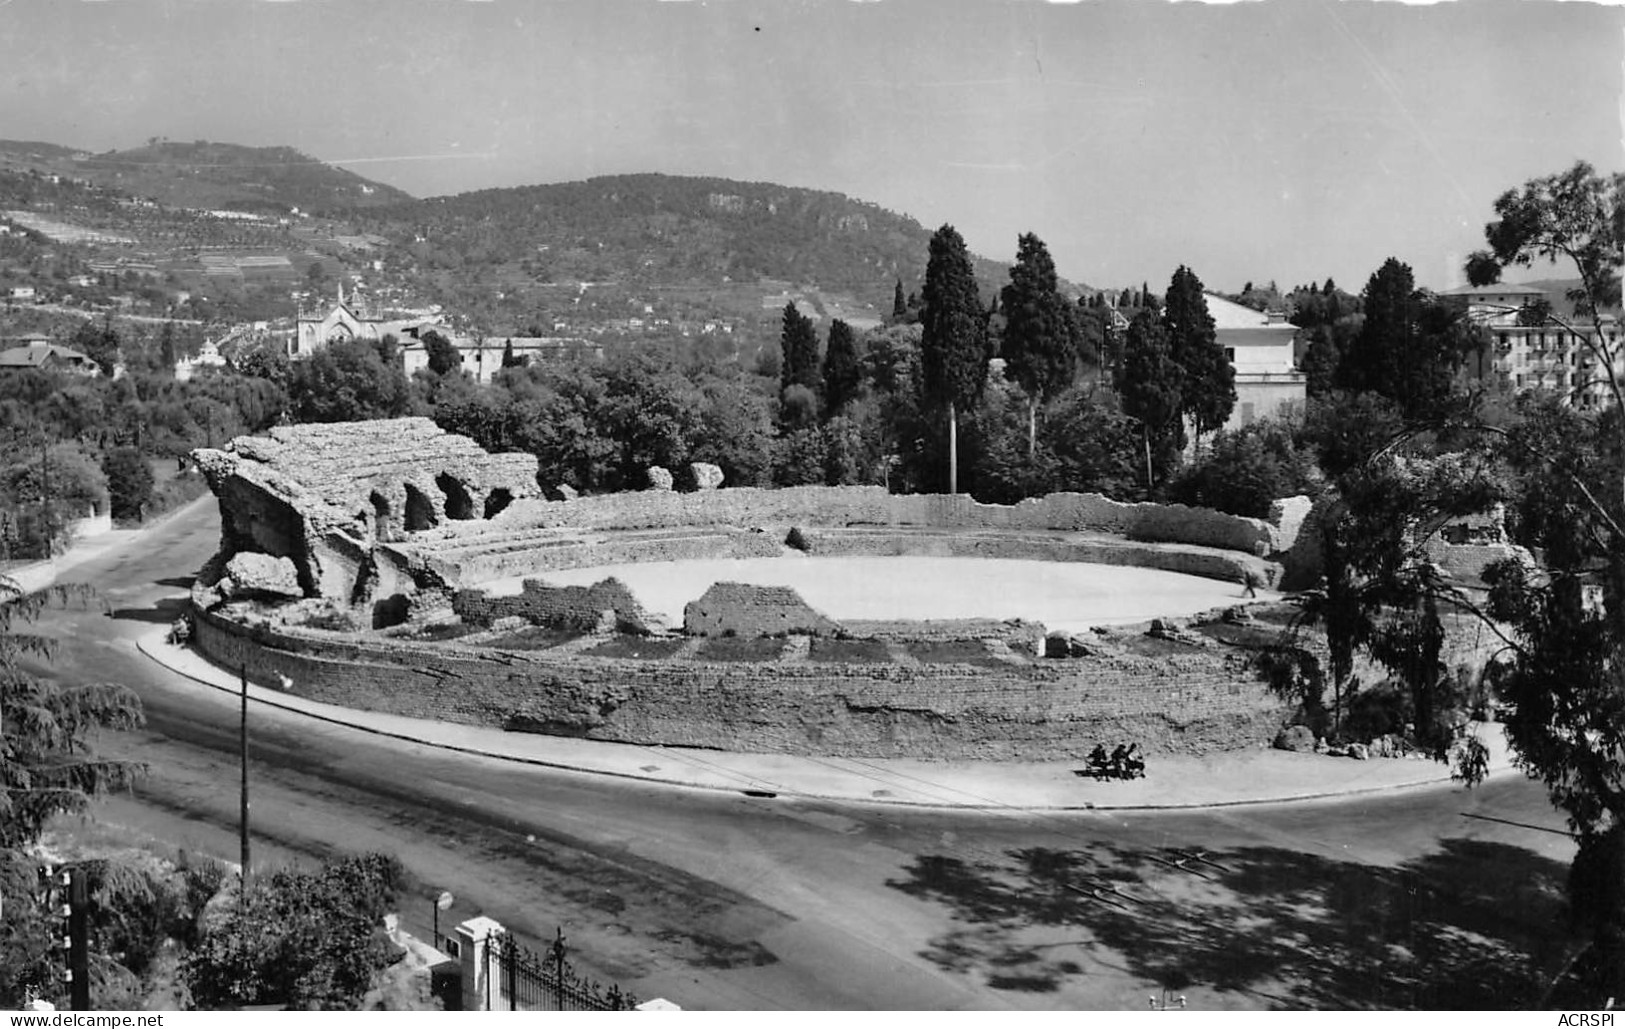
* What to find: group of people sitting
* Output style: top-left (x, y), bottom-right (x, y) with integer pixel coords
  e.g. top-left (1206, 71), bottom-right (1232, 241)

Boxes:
top-left (1084, 742), bottom-right (1145, 780)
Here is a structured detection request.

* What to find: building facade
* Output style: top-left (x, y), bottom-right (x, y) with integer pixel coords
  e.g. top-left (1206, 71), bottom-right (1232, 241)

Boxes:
top-left (1440, 283), bottom-right (1623, 409)
top-left (1204, 293), bottom-right (1306, 431)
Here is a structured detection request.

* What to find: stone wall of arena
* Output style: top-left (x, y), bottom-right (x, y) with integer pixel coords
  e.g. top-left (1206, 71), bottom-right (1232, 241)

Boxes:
top-left (423, 528), bottom-right (785, 588)
top-left (434, 485), bottom-right (1291, 559)
top-left (192, 605), bottom-right (1290, 760)
top-left (429, 525), bottom-right (1268, 604)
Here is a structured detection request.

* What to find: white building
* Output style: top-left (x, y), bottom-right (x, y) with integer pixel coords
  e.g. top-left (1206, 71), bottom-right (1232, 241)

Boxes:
top-left (1204, 293), bottom-right (1306, 430)
top-left (174, 337), bottom-right (229, 381)
top-left (400, 335), bottom-right (601, 385)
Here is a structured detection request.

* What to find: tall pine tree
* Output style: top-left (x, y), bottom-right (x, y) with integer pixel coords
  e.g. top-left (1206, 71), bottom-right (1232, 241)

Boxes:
top-left (1161, 265), bottom-right (1234, 444)
top-left (920, 224), bottom-right (989, 494)
top-left (1000, 233), bottom-right (1079, 457)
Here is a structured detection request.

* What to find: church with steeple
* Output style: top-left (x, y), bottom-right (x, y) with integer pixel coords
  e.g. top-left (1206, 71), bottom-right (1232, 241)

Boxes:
top-left (292, 283), bottom-right (390, 358)
top-left (291, 283), bottom-right (452, 360)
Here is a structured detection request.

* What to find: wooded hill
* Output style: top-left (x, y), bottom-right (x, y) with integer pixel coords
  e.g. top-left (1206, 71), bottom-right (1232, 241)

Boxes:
top-left (357, 173), bottom-right (1045, 310)
top-left (0, 139), bottom-right (414, 215)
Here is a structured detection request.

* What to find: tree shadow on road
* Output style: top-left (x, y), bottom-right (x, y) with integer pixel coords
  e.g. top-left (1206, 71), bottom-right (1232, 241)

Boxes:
top-left (888, 837), bottom-right (1569, 1009)
top-left (112, 596), bottom-right (191, 624)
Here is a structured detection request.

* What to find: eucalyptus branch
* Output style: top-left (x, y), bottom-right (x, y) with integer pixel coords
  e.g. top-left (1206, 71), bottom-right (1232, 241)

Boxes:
top-left (1473, 422), bottom-right (1625, 541)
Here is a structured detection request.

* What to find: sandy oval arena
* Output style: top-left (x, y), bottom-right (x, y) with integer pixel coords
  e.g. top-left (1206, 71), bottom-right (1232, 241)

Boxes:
top-left (518, 555), bottom-right (1270, 633)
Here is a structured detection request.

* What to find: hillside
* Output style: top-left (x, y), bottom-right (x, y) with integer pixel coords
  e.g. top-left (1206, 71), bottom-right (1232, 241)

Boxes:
top-left (361, 173), bottom-right (1041, 311)
top-left (0, 138), bottom-right (1082, 338)
top-left (0, 139), bottom-right (414, 215)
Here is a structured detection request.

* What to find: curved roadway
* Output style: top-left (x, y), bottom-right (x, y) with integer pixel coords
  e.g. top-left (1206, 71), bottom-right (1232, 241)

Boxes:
top-left (28, 499), bottom-right (1583, 1010)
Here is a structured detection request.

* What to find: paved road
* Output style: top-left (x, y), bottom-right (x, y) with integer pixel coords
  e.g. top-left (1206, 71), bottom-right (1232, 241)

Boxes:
top-left (30, 499), bottom-right (1583, 1010)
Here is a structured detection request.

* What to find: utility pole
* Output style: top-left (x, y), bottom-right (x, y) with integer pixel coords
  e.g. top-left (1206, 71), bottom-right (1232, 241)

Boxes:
top-left (239, 664), bottom-right (250, 895)
top-left (68, 867), bottom-right (88, 1011)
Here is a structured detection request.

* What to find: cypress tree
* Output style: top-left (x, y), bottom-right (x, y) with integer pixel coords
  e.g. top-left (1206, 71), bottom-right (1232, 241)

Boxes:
top-left (920, 224), bottom-right (989, 494)
top-left (1116, 310), bottom-right (1185, 494)
top-left (779, 301), bottom-right (821, 395)
top-left (1162, 265), bottom-right (1234, 443)
top-left (822, 319), bottom-right (861, 419)
top-left (1000, 233), bottom-right (1079, 457)
top-left (893, 279), bottom-right (907, 320)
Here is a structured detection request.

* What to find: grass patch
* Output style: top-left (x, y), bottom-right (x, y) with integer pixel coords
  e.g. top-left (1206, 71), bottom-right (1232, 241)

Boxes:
top-left (1193, 621), bottom-right (1287, 648)
top-left (908, 639), bottom-right (1010, 668)
top-left (808, 637), bottom-right (895, 664)
top-left (482, 625), bottom-right (586, 650)
top-left (582, 636), bottom-right (688, 660)
top-left (694, 636), bottom-right (789, 662)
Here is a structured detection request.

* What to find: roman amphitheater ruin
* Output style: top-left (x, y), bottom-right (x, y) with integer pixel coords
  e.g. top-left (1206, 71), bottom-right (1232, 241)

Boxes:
top-left (187, 417), bottom-right (1447, 762)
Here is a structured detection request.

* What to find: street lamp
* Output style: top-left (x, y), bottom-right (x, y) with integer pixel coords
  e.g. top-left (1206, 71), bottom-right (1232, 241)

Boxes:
top-left (432, 890), bottom-right (454, 950)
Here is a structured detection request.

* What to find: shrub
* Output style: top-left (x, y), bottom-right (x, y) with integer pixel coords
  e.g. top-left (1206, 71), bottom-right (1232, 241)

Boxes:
top-left (1168, 419), bottom-right (1321, 518)
top-left (183, 853), bottom-right (404, 1011)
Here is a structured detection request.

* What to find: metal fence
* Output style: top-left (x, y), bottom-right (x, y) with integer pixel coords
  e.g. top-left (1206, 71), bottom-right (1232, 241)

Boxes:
top-left (488, 927), bottom-right (638, 1012)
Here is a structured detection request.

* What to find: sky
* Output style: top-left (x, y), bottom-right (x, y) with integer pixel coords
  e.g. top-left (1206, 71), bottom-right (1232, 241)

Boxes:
top-left (1, 0), bottom-right (1621, 294)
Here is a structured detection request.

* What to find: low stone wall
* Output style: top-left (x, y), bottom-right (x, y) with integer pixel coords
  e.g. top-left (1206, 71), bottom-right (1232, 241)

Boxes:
top-left (193, 605), bottom-right (1289, 760)
top-left (424, 529), bottom-right (784, 587)
top-left (795, 528), bottom-right (1263, 584)
top-left (443, 485), bottom-right (1279, 557)
top-left (453, 577), bottom-right (665, 634)
top-left (683, 582), bottom-right (841, 637)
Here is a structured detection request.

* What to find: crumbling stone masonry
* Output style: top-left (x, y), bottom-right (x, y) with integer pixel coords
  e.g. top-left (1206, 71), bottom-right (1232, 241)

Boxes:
top-left (192, 418), bottom-right (542, 625)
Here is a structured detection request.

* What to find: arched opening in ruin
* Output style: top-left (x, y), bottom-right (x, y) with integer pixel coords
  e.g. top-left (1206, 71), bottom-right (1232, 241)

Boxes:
top-left (370, 491), bottom-right (397, 541)
top-left (483, 487), bottom-right (513, 519)
top-left (371, 593), bottom-right (410, 629)
top-left (437, 473), bottom-right (474, 520)
top-left (404, 483), bottom-right (439, 532)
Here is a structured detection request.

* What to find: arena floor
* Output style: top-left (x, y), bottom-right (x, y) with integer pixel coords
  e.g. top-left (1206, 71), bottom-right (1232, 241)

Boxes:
top-left (512, 555), bottom-right (1268, 633)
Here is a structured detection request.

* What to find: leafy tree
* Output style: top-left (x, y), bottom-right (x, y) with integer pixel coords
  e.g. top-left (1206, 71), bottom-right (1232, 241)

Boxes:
top-left (286, 337), bottom-right (421, 423)
top-left (422, 330), bottom-right (462, 377)
top-left (778, 382), bottom-right (820, 431)
top-left (1000, 233), bottom-right (1079, 456)
top-left (1516, 297), bottom-right (1554, 328)
top-left (1336, 258), bottom-right (1479, 419)
top-left (1162, 265), bottom-right (1234, 442)
top-left (101, 447), bottom-right (154, 522)
top-left (920, 224), bottom-right (989, 493)
top-left (1, 579), bottom-right (145, 1008)
top-left (1464, 251), bottom-right (1503, 288)
top-left (772, 424), bottom-right (829, 487)
top-left (779, 302), bottom-right (821, 399)
top-left (1167, 419), bottom-right (1321, 518)
top-left (821, 319), bottom-right (862, 419)
top-left (69, 317), bottom-right (122, 378)
top-left (690, 378), bottom-right (775, 488)
top-left (1115, 310), bottom-right (1183, 494)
